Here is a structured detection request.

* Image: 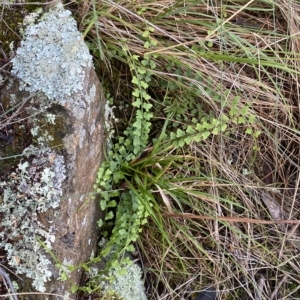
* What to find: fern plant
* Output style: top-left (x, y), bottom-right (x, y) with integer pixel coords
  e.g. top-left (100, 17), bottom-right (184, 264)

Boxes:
top-left (90, 24), bottom-right (261, 298)
top-left (93, 28), bottom-right (158, 263)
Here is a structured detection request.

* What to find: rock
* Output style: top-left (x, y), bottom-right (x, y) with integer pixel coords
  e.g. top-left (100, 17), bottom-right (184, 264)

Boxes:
top-left (0, 4), bottom-right (105, 299)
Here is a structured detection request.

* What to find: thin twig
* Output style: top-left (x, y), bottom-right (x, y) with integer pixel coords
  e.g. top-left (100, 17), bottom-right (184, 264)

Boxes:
top-left (0, 267), bottom-right (18, 300)
top-left (0, 92), bottom-right (37, 131)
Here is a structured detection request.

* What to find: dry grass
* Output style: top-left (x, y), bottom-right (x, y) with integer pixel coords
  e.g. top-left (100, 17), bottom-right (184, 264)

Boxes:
top-left (73, 0), bottom-right (300, 299)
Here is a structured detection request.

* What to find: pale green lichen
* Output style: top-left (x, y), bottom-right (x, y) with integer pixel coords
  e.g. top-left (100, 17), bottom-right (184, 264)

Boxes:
top-left (0, 146), bottom-right (66, 291)
top-left (98, 261), bottom-right (147, 300)
top-left (0, 90), bottom-right (67, 292)
top-left (12, 4), bottom-right (92, 106)
top-left (22, 7), bottom-right (43, 27)
top-left (88, 246), bottom-right (147, 300)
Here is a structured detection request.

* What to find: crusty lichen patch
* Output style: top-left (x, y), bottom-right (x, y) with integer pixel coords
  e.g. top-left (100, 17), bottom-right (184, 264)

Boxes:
top-left (12, 3), bottom-right (93, 106)
top-left (88, 258), bottom-right (147, 300)
top-left (0, 146), bottom-right (66, 292)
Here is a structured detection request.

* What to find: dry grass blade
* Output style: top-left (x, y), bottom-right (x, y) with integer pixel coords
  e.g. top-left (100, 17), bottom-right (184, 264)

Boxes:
top-left (155, 184), bottom-right (174, 214)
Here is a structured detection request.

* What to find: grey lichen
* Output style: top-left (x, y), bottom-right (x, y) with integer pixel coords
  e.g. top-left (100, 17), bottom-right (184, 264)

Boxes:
top-left (12, 4), bottom-right (92, 105)
top-left (0, 91), bottom-right (67, 291)
top-left (88, 246), bottom-right (147, 300)
top-left (0, 146), bottom-right (66, 291)
top-left (100, 261), bottom-right (147, 300)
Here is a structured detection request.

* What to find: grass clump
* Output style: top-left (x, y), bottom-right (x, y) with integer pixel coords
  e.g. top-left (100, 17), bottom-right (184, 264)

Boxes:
top-left (66, 0), bottom-right (300, 299)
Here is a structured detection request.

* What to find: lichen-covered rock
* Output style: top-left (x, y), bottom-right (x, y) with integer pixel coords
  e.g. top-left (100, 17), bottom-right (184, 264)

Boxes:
top-left (0, 3), bottom-right (105, 299)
